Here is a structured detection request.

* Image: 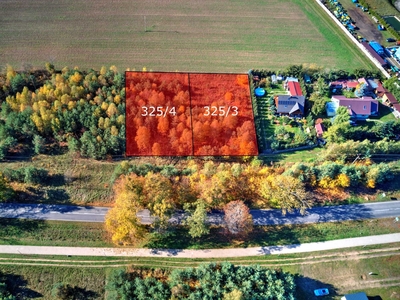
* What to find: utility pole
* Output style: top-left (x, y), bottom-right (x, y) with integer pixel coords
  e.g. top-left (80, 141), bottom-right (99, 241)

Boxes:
top-left (144, 16), bottom-right (147, 32)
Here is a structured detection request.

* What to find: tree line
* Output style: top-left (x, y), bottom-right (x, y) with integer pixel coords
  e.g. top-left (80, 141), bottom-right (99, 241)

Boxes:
top-left (106, 263), bottom-right (296, 300)
top-left (0, 64), bottom-right (125, 159)
top-left (104, 156), bottom-right (394, 245)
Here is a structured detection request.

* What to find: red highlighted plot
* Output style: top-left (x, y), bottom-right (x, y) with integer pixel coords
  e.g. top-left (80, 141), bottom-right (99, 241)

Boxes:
top-left (190, 74), bottom-right (258, 156)
top-left (125, 72), bottom-right (258, 156)
top-left (126, 72), bottom-right (192, 156)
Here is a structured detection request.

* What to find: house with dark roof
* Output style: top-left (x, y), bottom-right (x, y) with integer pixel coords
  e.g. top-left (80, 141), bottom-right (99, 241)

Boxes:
top-left (275, 95), bottom-right (305, 117)
top-left (328, 96), bottom-right (379, 119)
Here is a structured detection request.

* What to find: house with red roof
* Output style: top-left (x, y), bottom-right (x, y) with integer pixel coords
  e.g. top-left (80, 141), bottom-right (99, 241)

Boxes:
top-left (275, 77), bottom-right (305, 117)
top-left (287, 81), bottom-right (303, 96)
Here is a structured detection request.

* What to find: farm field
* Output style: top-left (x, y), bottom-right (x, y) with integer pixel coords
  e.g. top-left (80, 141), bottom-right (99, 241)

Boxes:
top-left (0, 0), bottom-right (374, 72)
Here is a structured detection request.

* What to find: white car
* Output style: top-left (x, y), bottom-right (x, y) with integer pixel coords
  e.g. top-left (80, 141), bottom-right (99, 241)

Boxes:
top-left (314, 288), bottom-right (329, 296)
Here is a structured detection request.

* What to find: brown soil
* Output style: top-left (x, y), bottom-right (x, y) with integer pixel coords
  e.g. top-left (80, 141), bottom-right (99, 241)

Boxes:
top-left (348, 6), bottom-right (384, 43)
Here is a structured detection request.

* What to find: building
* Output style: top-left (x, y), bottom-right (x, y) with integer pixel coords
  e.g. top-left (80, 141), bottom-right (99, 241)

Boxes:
top-left (361, 42), bottom-right (388, 67)
top-left (315, 123), bottom-right (325, 137)
top-left (341, 292), bottom-right (368, 300)
top-left (327, 96), bottom-right (379, 119)
top-left (330, 79), bottom-right (359, 91)
top-left (287, 81), bottom-right (303, 96)
top-left (382, 92), bottom-right (398, 107)
top-left (275, 95), bottom-right (305, 117)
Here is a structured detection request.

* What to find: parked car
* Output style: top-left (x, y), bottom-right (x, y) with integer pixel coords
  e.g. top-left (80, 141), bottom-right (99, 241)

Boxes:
top-left (387, 38), bottom-right (396, 42)
top-left (314, 288), bottom-right (329, 296)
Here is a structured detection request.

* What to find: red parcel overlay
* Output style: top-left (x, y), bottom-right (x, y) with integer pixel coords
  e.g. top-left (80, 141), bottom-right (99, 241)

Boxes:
top-left (126, 72), bottom-right (258, 156)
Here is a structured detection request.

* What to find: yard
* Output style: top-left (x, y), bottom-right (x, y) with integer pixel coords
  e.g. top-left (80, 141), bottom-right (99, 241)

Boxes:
top-left (0, 0), bottom-right (375, 72)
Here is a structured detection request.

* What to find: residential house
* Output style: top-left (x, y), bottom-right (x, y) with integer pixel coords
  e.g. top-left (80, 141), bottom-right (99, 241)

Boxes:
top-left (329, 79), bottom-right (359, 92)
top-left (274, 77), bottom-right (306, 117)
top-left (275, 95), bottom-right (305, 117)
top-left (374, 79), bottom-right (387, 97)
top-left (327, 95), bottom-right (379, 119)
top-left (340, 292), bottom-right (368, 300)
top-left (382, 92), bottom-right (398, 107)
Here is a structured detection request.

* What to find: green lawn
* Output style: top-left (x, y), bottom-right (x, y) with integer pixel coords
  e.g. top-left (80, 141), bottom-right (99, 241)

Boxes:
top-left (1, 217), bottom-right (399, 249)
top-left (0, 219), bottom-right (111, 247)
top-left (0, 243), bottom-right (399, 299)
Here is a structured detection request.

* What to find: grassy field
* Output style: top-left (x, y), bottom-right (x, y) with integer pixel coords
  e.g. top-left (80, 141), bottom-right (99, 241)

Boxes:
top-left (0, 0), bottom-right (375, 72)
top-left (1, 217), bottom-right (399, 249)
top-left (0, 243), bottom-right (399, 299)
top-left (364, 0), bottom-right (399, 16)
top-left (0, 219), bottom-right (111, 247)
top-left (2, 154), bottom-right (116, 205)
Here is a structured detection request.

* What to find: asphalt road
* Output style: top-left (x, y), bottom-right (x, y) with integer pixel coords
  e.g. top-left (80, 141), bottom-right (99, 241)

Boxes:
top-left (1, 201), bottom-right (400, 225)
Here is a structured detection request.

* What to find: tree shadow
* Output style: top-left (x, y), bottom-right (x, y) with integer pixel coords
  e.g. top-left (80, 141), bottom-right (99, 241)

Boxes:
top-left (64, 286), bottom-right (99, 300)
top-left (0, 218), bottom-right (48, 244)
top-left (14, 186), bottom-right (71, 205)
top-left (3, 273), bottom-right (43, 299)
top-left (250, 202), bottom-right (373, 226)
top-left (149, 248), bottom-right (183, 257)
top-left (295, 274), bottom-right (338, 300)
top-left (0, 202), bottom-right (93, 221)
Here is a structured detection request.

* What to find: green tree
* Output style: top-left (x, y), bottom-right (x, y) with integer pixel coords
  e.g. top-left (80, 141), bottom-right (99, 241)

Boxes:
top-left (33, 134), bottom-right (45, 154)
top-left (333, 106), bottom-right (350, 125)
top-left (309, 92), bottom-right (328, 116)
top-left (184, 201), bottom-right (209, 238)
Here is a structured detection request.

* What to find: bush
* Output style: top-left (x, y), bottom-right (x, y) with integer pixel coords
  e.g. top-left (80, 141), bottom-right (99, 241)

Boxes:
top-left (2, 167), bottom-right (48, 184)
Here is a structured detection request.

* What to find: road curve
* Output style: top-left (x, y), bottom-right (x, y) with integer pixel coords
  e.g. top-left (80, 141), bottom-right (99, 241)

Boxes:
top-left (0, 201), bottom-right (400, 225)
top-left (0, 233), bottom-right (399, 258)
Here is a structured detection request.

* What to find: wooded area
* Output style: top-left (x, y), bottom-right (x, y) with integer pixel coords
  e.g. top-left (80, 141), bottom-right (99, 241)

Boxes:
top-left (105, 262), bottom-right (295, 300)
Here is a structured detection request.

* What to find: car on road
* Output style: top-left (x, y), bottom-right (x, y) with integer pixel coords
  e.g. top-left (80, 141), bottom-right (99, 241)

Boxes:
top-left (387, 38), bottom-right (396, 42)
top-left (314, 288), bottom-right (329, 296)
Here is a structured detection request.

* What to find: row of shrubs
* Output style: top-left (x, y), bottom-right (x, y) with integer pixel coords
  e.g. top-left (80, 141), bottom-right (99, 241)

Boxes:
top-left (2, 167), bottom-right (48, 184)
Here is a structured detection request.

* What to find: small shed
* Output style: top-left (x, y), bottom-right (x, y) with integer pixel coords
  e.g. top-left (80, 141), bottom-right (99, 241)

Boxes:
top-left (341, 292), bottom-right (368, 300)
top-left (271, 74), bottom-right (277, 84)
top-left (315, 123), bottom-right (325, 137)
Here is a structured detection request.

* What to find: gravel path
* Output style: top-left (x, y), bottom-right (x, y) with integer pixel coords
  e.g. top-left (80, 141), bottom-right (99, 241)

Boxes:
top-left (1, 233), bottom-right (399, 258)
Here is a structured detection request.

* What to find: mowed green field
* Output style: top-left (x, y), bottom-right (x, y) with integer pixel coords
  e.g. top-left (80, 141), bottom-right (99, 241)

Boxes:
top-left (0, 0), bottom-right (374, 72)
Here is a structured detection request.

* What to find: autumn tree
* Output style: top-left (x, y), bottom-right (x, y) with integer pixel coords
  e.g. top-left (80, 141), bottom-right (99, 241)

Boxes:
top-left (104, 174), bottom-right (147, 245)
top-left (223, 200), bottom-right (253, 236)
top-left (260, 175), bottom-right (310, 215)
top-left (184, 201), bottom-right (209, 238)
top-left (143, 172), bottom-right (175, 231)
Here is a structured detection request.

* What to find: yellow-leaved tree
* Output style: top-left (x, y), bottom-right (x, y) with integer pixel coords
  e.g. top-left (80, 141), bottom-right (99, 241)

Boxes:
top-left (260, 174), bottom-right (310, 215)
top-left (104, 174), bottom-right (146, 245)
